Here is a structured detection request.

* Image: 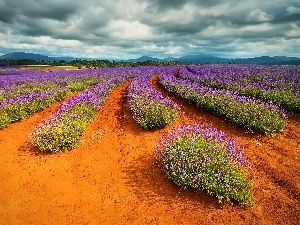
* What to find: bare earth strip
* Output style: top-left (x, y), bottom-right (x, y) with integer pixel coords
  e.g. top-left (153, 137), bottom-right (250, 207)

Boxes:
top-left (0, 80), bottom-right (299, 225)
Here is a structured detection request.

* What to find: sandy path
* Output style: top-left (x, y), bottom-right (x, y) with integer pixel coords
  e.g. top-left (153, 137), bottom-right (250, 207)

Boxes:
top-left (0, 79), bottom-right (299, 224)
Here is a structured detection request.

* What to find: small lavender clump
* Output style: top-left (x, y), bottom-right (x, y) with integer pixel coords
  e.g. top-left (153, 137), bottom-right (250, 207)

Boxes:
top-left (156, 124), bottom-right (253, 207)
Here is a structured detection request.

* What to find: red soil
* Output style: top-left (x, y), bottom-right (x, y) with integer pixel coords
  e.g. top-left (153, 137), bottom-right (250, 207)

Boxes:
top-left (0, 78), bottom-right (299, 225)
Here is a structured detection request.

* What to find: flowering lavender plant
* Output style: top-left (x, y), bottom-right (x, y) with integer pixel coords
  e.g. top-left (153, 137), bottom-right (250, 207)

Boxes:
top-left (159, 68), bottom-right (286, 134)
top-left (156, 124), bottom-right (253, 207)
top-left (128, 69), bottom-right (180, 129)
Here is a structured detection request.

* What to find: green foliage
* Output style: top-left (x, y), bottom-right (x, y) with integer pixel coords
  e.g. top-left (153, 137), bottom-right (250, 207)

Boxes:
top-left (67, 82), bottom-right (89, 92)
top-left (224, 102), bottom-right (285, 134)
top-left (261, 90), bottom-right (300, 114)
top-left (238, 86), bottom-right (261, 98)
top-left (66, 77), bottom-right (101, 93)
top-left (133, 101), bottom-right (177, 129)
top-left (196, 93), bottom-right (225, 114)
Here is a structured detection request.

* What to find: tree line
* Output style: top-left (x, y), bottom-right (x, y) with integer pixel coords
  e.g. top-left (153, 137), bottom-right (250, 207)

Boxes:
top-left (0, 58), bottom-right (180, 68)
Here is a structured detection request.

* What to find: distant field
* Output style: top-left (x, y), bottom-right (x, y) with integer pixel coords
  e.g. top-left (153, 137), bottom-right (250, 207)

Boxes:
top-left (21, 65), bottom-right (79, 71)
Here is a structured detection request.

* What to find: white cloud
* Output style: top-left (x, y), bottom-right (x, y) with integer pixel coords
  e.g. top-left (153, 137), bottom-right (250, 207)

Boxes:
top-left (101, 20), bottom-right (152, 40)
top-left (285, 24), bottom-right (300, 37)
top-left (246, 9), bottom-right (273, 22)
top-left (287, 6), bottom-right (300, 15)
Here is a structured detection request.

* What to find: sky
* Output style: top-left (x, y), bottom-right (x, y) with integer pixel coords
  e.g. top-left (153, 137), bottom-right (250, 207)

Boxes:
top-left (0, 0), bottom-right (299, 60)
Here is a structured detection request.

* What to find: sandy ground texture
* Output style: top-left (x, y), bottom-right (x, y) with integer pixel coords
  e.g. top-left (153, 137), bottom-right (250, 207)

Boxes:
top-left (0, 78), bottom-right (299, 225)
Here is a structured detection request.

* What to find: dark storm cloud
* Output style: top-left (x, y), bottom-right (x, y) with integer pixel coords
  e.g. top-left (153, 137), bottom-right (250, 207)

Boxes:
top-left (0, 0), bottom-right (20, 23)
top-left (0, 0), bottom-right (81, 23)
top-left (150, 0), bottom-right (188, 10)
top-left (146, 0), bottom-right (224, 11)
top-left (0, 0), bottom-right (299, 59)
top-left (272, 11), bottom-right (300, 25)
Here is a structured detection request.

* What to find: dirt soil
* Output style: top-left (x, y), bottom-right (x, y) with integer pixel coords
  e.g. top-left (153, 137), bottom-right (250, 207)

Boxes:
top-left (0, 77), bottom-right (299, 225)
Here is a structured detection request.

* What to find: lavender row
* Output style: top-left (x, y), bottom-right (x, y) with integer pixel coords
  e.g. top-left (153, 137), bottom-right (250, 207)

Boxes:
top-left (181, 65), bottom-right (300, 114)
top-left (187, 64), bottom-right (300, 92)
top-left (127, 68), bottom-right (180, 129)
top-left (0, 74), bottom-right (112, 108)
top-left (0, 67), bottom-right (144, 130)
top-left (0, 68), bottom-right (121, 101)
top-left (159, 67), bottom-right (285, 134)
top-left (155, 124), bottom-right (253, 207)
top-left (0, 88), bottom-right (68, 129)
top-left (29, 72), bottom-right (136, 152)
top-left (0, 72), bottom-right (118, 129)
top-left (0, 68), bottom-right (112, 89)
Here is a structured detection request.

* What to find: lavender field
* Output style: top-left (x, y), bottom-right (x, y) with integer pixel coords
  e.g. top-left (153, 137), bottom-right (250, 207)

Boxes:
top-left (0, 64), bottom-right (299, 223)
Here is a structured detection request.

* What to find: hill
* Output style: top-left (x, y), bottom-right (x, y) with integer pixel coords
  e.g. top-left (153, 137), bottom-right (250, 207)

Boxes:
top-left (122, 55), bottom-right (300, 65)
top-left (0, 52), bottom-right (74, 62)
top-left (1, 52), bottom-right (299, 65)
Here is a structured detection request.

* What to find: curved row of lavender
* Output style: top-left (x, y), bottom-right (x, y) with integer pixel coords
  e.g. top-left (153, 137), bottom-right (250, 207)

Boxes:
top-left (0, 68), bottom-right (110, 89)
top-left (159, 67), bottom-right (286, 134)
top-left (155, 124), bottom-right (253, 207)
top-left (0, 87), bottom-right (68, 129)
top-left (187, 65), bottom-right (300, 92)
top-left (127, 67), bottom-right (180, 129)
top-left (0, 68), bottom-right (120, 102)
top-left (180, 65), bottom-right (300, 114)
top-left (29, 69), bottom-right (138, 152)
top-left (0, 69), bottom-right (120, 129)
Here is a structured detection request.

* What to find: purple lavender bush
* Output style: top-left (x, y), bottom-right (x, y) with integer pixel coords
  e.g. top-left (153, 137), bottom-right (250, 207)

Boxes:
top-left (159, 67), bottom-right (285, 134)
top-left (128, 69), bottom-right (180, 129)
top-left (156, 124), bottom-right (253, 207)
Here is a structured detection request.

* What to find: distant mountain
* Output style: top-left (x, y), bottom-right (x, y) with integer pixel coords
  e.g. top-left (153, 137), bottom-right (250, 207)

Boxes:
top-left (175, 55), bottom-right (300, 65)
top-left (124, 54), bottom-right (300, 65)
top-left (122, 54), bottom-right (232, 64)
top-left (1, 52), bottom-right (299, 65)
top-left (122, 55), bottom-right (162, 62)
top-left (0, 52), bottom-right (75, 62)
top-left (233, 56), bottom-right (300, 65)
top-left (0, 52), bottom-right (52, 61)
top-left (177, 55), bottom-right (229, 64)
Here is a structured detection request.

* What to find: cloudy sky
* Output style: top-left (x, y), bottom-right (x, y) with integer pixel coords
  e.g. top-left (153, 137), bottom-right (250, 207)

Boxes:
top-left (0, 0), bottom-right (299, 59)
